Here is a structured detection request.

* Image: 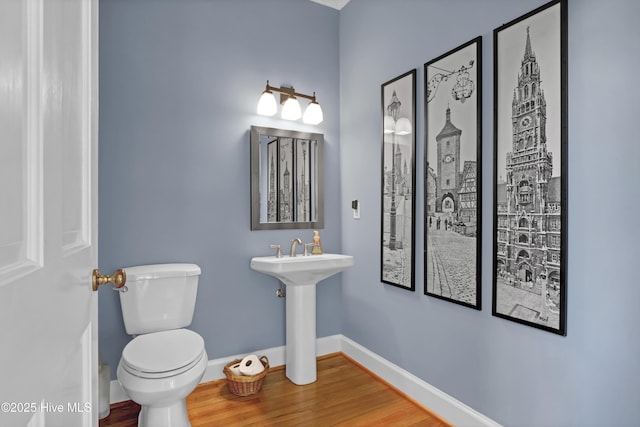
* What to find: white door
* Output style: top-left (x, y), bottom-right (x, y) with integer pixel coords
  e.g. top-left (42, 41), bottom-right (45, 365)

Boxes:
top-left (0, 0), bottom-right (99, 426)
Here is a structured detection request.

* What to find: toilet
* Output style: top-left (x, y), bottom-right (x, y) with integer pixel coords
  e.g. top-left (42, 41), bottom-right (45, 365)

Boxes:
top-left (116, 263), bottom-right (207, 427)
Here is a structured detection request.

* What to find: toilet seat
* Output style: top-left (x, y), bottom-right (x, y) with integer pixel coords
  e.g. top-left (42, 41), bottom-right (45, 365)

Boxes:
top-left (121, 329), bottom-right (205, 379)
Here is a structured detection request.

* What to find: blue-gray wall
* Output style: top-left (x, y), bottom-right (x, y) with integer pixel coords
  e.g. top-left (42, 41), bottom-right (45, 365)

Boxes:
top-left (339, 0), bottom-right (640, 426)
top-left (98, 0), bottom-right (341, 376)
top-left (99, 0), bottom-right (640, 425)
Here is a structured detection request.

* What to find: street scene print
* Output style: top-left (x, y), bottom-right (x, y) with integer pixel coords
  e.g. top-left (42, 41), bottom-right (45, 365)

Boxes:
top-left (493, 0), bottom-right (567, 335)
top-left (381, 70), bottom-right (416, 291)
top-left (425, 38), bottom-right (482, 309)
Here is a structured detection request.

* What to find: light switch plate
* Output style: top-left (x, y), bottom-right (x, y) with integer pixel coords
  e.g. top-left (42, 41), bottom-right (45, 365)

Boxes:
top-left (352, 200), bottom-right (360, 219)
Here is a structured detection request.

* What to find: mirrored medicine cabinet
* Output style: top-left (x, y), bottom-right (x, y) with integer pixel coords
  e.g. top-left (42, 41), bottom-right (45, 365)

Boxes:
top-left (250, 126), bottom-right (324, 230)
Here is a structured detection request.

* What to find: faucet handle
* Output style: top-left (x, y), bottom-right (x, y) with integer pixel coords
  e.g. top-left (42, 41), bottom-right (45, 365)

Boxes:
top-left (304, 243), bottom-right (314, 256)
top-left (269, 244), bottom-right (282, 258)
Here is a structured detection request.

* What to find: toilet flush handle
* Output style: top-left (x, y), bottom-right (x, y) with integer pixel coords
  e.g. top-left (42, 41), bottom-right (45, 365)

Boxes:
top-left (92, 268), bottom-right (127, 292)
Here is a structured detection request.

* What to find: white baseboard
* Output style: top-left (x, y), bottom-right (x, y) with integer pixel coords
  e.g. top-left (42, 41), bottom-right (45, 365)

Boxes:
top-left (339, 336), bottom-right (502, 427)
top-left (109, 334), bottom-right (499, 426)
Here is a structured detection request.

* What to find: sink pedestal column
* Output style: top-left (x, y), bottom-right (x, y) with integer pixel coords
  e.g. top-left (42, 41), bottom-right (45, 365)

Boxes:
top-left (250, 254), bottom-right (354, 385)
top-left (285, 282), bottom-right (316, 385)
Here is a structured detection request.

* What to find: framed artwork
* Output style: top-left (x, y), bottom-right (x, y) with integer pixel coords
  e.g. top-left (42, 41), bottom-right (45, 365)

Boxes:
top-left (424, 37), bottom-right (482, 309)
top-left (380, 69), bottom-right (416, 291)
top-left (492, 0), bottom-right (567, 335)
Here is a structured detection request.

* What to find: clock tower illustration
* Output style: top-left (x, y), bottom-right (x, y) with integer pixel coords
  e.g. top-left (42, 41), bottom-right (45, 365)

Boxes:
top-left (436, 105), bottom-right (461, 214)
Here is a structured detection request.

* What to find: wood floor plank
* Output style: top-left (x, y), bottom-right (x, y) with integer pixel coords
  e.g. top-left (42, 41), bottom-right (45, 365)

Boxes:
top-left (99, 354), bottom-right (451, 427)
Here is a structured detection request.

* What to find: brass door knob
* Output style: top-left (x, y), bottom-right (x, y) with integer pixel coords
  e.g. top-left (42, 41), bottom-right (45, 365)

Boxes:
top-left (92, 268), bottom-right (126, 292)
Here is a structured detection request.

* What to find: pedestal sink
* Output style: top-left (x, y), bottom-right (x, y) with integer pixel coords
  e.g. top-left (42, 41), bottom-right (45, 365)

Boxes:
top-left (250, 253), bottom-right (354, 385)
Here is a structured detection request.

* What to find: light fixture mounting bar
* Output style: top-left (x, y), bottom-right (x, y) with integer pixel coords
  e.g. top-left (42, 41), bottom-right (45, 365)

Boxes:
top-left (265, 82), bottom-right (317, 104)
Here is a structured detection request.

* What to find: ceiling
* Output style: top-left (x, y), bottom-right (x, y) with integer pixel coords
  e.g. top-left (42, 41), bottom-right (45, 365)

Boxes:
top-left (309, 0), bottom-right (351, 10)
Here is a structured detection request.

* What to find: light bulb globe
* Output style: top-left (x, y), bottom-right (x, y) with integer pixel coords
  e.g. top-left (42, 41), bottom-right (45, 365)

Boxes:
top-left (281, 97), bottom-right (302, 121)
top-left (257, 91), bottom-right (277, 116)
top-left (303, 101), bottom-right (323, 125)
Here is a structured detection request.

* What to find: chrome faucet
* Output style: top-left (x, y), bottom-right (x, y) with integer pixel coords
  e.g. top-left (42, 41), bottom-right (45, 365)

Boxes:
top-left (290, 238), bottom-right (303, 257)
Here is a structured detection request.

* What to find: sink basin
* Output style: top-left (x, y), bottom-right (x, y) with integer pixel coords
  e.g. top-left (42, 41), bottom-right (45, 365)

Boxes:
top-left (250, 252), bottom-right (354, 385)
top-left (250, 253), bottom-right (354, 287)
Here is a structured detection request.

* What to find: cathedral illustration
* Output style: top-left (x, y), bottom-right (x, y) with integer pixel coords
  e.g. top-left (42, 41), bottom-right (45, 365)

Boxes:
top-left (496, 27), bottom-right (561, 289)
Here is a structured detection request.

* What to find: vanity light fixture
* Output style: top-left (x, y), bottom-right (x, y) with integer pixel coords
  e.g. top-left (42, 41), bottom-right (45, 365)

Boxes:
top-left (257, 81), bottom-right (324, 125)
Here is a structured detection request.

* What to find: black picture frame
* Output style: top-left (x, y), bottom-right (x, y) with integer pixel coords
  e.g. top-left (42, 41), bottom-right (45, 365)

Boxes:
top-left (492, 0), bottom-right (568, 335)
top-left (424, 37), bottom-right (482, 310)
top-left (380, 69), bottom-right (416, 291)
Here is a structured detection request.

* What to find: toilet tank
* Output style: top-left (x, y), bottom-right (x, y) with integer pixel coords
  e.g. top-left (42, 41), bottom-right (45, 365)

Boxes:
top-left (119, 263), bottom-right (201, 335)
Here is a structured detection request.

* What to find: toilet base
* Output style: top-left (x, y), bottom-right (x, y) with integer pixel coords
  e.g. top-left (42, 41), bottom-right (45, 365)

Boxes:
top-left (117, 347), bottom-right (207, 427)
top-left (138, 399), bottom-right (190, 427)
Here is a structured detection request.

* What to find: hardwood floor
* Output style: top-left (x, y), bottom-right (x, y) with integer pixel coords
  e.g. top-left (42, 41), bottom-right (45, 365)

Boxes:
top-left (100, 353), bottom-right (451, 426)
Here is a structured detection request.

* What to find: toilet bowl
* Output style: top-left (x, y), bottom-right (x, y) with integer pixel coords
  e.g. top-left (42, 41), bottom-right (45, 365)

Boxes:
top-left (116, 263), bottom-right (206, 427)
top-left (117, 329), bottom-right (207, 427)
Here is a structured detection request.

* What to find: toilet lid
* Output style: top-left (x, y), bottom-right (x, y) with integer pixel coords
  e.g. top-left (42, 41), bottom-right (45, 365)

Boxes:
top-left (122, 329), bottom-right (204, 378)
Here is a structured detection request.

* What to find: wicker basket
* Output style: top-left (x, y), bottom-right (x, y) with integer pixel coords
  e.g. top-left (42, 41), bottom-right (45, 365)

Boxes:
top-left (223, 356), bottom-right (269, 396)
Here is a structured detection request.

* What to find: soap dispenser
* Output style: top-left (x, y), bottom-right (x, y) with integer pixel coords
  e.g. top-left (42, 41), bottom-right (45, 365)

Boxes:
top-left (311, 230), bottom-right (323, 255)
